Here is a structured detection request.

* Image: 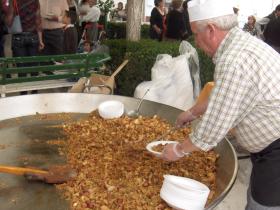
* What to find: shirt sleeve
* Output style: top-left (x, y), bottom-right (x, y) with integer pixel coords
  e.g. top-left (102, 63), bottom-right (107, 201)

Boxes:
top-left (189, 57), bottom-right (257, 151)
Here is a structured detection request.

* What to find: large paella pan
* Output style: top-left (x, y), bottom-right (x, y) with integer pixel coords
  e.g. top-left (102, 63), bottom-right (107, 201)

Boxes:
top-left (0, 93), bottom-right (238, 210)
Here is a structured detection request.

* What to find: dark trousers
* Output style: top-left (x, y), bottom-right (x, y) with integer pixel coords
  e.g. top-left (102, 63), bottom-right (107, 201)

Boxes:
top-left (42, 28), bottom-right (64, 56)
top-left (0, 35), bottom-right (4, 57)
top-left (12, 32), bottom-right (39, 77)
top-left (250, 138), bottom-right (280, 206)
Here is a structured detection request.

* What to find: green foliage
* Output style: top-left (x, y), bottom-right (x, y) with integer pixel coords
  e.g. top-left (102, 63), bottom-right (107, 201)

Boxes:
top-left (104, 39), bottom-right (180, 96)
top-left (140, 24), bottom-right (150, 39)
top-left (97, 0), bottom-right (114, 14)
top-left (106, 22), bottom-right (150, 39)
top-left (104, 39), bottom-right (215, 96)
top-left (107, 22), bottom-right (126, 39)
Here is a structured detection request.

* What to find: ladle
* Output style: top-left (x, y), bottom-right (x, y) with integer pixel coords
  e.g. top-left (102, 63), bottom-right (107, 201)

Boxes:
top-left (127, 88), bottom-right (150, 118)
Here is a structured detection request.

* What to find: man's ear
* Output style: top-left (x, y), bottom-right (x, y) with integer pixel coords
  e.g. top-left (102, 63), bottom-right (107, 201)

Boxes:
top-left (206, 23), bottom-right (216, 41)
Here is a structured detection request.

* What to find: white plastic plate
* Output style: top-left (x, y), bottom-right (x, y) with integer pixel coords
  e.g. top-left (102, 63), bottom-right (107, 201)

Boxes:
top-left (146, 140), bottom-right (178, 157)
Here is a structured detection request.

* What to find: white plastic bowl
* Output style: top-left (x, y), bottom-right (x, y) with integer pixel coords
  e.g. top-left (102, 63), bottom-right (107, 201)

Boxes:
top-left (160, 175), bottom-right (210, 210)
top-left (146, 140), bottom-right (177, 157)
top-left (98, 100), bottom-right (124, 119)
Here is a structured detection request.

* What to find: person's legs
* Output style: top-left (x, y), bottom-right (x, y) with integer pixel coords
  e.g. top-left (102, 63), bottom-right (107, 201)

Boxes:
top-left (42, 29), bottom-right (64, 56)
top-left (246, 184), bottom-right (280, 210)
top-left (11, 34), bottom-right (28, 77)
top-left (41, 29), bottom-right (64, 75)
top-left (26, 33), bottom-right (40, 94)
top-left (12, 34), bottom-right (29, 94)
top-left (0, 35), bottom-right (4, 57)
top-left (26, 33), bottom-right (39, 77)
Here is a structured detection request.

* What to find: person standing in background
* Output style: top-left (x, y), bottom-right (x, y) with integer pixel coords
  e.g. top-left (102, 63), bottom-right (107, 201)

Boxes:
top-left (255, 4), bottom-right (280, 41)
top-left (243, 15), bottom-right (257, 36)
top-left (263, 5), bottom-right (280, 53)
top-left (63, 10), bottom-right (78, 54)
top-left (39, 0), bottom-right (69, 56)
top-left (110, 2), bottom-right (127, 22)
top-left (67, 0), bottom-right (77, 12)
top-left (78, 0), bottom-right (100, 42)
top-left (150, 0), bottom-right (165, 41)
top-left (165, 0), bottom-right (186, 40)
top-left (5, 0), bottom-right (44, 94)
top-left (0, 0), bottom-right (12, 57)
top-left (182, 0), bottom-right (192, 38)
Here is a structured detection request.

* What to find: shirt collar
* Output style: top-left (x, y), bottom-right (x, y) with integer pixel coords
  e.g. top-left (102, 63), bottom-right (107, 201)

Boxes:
top-left (212, 26), bottom-right (240, 64)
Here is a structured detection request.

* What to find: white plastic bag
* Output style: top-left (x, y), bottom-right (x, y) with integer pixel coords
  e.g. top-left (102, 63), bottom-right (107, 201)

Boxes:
top-left (134, 41), bottom-right (201, 110)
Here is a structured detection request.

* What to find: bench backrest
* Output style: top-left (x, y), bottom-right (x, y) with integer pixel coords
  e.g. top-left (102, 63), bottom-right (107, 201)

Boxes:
top-left (0, 53), bottom-right (111, 85)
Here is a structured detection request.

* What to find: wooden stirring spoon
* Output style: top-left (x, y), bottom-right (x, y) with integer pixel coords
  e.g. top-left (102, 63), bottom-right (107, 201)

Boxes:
top-left (0, 164), bottom-right (76, 184)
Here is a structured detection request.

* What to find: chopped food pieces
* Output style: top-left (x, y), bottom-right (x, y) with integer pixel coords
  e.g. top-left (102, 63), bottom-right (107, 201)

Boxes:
top-left (57, 114), bottom-right (219, 209)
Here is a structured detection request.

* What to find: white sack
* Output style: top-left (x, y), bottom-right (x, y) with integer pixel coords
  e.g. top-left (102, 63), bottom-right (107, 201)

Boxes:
top-left (134, 41), bottom-right (201, 110)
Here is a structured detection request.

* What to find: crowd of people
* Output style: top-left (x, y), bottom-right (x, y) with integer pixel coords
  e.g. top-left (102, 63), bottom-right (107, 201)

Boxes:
top-left (0, 0), bottom-right (109, 60)
top-left (149, 0), bottom-right (192, 41)
top-left (149, 0), bottom-right (280, 54)
top-left (240, 5), bottom-right (280, 53)
top-left (1, 0), bottom-right (279, 57)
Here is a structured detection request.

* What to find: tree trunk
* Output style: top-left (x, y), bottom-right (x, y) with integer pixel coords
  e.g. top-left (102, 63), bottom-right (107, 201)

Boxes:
top-left (126, 0), bottom-right (144, 41)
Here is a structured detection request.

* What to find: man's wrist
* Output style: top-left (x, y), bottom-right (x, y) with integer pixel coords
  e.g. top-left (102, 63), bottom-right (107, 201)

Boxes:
top-left (172, 143), bottom-right (185, 158)
top-left (187, 110), bottom-right (197, 121)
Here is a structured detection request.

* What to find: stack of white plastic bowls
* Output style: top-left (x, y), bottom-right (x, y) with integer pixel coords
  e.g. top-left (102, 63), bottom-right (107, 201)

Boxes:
top-left (98, 100), bottom-right (124, 119)
top-left (160, 175), bottom-right (210, 210)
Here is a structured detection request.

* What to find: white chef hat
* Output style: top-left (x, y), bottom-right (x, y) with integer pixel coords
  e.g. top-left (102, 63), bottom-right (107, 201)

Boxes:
top-left (188, 0), bottom-right (235, 22)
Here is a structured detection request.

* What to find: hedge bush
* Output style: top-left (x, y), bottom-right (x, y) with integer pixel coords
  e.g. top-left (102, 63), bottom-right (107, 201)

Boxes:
top-left (104, 39), bottom-right (215, 96)
top-left (104, 39), bottom-right (179, 96)
top-left (107, 22), bottom-right (150, 39)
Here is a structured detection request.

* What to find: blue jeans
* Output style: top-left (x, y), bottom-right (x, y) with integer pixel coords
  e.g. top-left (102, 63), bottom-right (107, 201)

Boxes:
top-left (12, 32), bottom-right (39, 77)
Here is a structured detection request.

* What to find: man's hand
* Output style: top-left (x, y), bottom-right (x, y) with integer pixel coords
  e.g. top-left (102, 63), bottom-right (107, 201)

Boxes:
top-left (176, 110), bottom-right (197, 128)
top-left (161, 138), bottom-right (201, 161)
top-left (161, 143), bottom-right (184, 161)
top-left (155, 27), bottom-right (162, 35)
top-left (39, 41), bottom-right (45, 51)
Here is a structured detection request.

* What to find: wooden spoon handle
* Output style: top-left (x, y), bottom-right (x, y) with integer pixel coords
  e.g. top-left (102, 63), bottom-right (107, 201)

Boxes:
top-left (0, 165), bottom-right (48, 176)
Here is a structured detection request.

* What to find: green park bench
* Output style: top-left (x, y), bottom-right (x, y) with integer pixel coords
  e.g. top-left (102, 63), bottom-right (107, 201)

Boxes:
top-left (0, 53), bottom-right (111, 97)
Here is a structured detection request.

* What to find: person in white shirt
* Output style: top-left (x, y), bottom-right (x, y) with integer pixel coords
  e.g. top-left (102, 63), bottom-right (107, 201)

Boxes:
top-left (78, 0), bottom-right (100, 42)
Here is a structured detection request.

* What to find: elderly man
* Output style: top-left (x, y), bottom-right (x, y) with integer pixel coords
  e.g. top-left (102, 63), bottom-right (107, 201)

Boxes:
top-left (162, 0), bottom-right (280, 209)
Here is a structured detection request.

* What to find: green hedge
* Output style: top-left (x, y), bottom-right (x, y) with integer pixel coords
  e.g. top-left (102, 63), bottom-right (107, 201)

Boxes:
top-left (104, 39), bottom-right (215, 96)
top-left (107, 22), bottom-right (150, 39)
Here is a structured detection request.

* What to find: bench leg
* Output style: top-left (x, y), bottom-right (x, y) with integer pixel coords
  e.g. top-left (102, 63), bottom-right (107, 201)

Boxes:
top-left (0, 86), bottom-right (6, 97)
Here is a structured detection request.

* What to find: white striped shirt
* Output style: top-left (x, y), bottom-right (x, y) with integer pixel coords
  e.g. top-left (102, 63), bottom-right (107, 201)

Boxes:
top-left (190, 27), bottom-right (280, 153)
